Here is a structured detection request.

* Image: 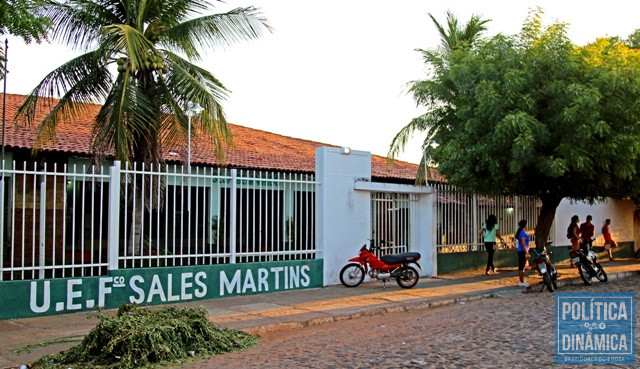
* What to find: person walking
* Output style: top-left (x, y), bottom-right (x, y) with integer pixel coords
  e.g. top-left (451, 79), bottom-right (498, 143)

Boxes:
top-left (514, 219), bottom-right (530, 287)
top-left (568, 215), bottom-right (582, 252)
top-left (480, 214), bottom-right (505, 275)
top-left (602, 218), bottom-right (618, 261)
top-left (579, 215), bottom-right (595, 252)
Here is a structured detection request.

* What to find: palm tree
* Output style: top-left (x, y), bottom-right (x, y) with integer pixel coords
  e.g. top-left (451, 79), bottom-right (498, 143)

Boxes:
top-left (387, 11), bottom-right (489, 182)
top-left (16, 0), bottom-right (271, 164)
top-left (14, 0), bottom-right (270, 254)
top-left (428, 11), bottom-right (490, 54)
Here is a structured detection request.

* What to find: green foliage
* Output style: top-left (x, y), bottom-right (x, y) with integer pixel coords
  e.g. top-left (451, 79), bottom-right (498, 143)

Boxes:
top-left (626, 28), bottom-right (640, 49)
top-left (394, 9), bottom-right (640, 244)
top-left (0, 0), bottom-right (50, 78)
top-left (31, 304), bottom-right (257, 369)
top-left (426, 11), bottom-right (490, 54)
top-left (389, 11), bottom-right (490, 183)
top-left (406, 10), bottom-right (640, 199)
top-left (0, 0), bottom-right (49, 43)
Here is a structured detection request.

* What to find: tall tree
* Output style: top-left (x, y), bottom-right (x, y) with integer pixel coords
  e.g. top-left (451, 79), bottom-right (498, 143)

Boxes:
top-left (15, 0), bottom-right (270, 164)
top-left (14, 0), bottom-right (270, 253)
top-left (388, 11), bottom-right (489, 181)
top-left (391, 9), bottom-right (640, 247)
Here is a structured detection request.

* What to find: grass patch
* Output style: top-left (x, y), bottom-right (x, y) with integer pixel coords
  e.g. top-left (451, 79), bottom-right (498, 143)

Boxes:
top-left (31, 304), bottom-right (257, 369)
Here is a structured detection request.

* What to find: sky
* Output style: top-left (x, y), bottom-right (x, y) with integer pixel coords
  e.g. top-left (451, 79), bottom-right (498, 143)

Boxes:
top-left (4, 0), bottom-right (640, 164)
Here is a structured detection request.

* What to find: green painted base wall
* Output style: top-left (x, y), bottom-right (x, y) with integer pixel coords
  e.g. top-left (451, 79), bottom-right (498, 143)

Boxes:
top-left (437, 242), bottom-right (635, 275)
top-left (0, 259), bottom-right (323, 320)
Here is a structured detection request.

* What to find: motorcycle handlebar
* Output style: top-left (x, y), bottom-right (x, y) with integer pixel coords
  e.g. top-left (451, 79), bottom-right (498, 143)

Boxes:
top-left (367, 239), bottom-right (388, 251)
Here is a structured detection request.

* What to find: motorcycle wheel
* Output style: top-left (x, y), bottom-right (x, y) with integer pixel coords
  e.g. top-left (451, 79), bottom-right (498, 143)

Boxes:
top-left (396, 266), bottom-right (419, 289)
top-left (542, 272), bottom-right (555, 293)
top-left (339, 263), bottom-right (365, 287)
top-left (594, 263), bottom-right (608, 282)
top-left (578, 264), bottom-right (592, 286)
top-left (550, 265), bottom-right (558, 290)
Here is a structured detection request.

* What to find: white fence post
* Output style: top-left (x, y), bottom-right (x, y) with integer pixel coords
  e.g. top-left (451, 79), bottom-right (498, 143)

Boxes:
top-left (471, 194), bottom-right (477, 251)
top-left (38, 165), bottom-right (46, 279)
top-left (107, 161), bottom-right (121, 271)
top-left (229, 168), bottom-right (237, 264)
top-left (0, 164), bottom-right (3, 281)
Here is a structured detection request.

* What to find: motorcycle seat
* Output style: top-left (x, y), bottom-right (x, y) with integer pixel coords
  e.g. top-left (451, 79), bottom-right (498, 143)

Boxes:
top-left (381, 252), bottom-right (421, 265)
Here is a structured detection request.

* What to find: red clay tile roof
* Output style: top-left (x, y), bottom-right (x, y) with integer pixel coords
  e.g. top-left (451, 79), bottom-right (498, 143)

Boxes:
top-left (1, 93), bottom-right (420, 180)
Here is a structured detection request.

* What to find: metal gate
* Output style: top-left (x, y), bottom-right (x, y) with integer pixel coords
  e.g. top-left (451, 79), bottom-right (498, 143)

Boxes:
top-left (433, 183), bottom-right (542, 253)
top-left (0, 161), bottom-right (317, 281)
top-left (370, 192), bottom-right (418, 255)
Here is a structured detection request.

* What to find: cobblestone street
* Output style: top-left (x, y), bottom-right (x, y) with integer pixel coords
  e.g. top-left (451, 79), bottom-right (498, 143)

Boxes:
top-left (188, 275), bottom-right (640, 369)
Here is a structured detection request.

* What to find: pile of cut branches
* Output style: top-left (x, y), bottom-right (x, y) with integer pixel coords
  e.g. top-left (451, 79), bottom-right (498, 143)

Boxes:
top-left (32, 304), bottom-right (256, 369)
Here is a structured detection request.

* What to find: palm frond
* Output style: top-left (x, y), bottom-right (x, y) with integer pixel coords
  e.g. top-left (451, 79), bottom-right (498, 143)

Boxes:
top-left (428, 12), bottom-right (452, 53)
top-left (163, 52), bottom-right (233, 160)
top-left (461, 15), bottom-right (490, 43)
top-left (22, 0), bottom-right (270, 165)
top-left (42, 0), bottom-right (122, 51)
top-left (93, 71), bottom-right (156, 162)
top-left (387, 114), bottom-right (431, 161)
top-left (428, 11), bottom-right (489, 53)
top-left (15, 50), bottom-right (113, 149)
top-left (161, 6), bottom-right (271, 60)
top-left (100, 24), bottom-right (155, 71)
top-left (151, 79), bottom-right (189, 157)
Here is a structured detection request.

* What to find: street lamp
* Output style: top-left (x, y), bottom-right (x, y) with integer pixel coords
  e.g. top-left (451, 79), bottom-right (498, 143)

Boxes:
top-left (186, 102), bottom-right (203, 215)
top-left (186, 101), bottom-right (204, 169)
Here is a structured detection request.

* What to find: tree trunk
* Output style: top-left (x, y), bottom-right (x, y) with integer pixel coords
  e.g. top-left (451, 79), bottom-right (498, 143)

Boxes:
top-left (129, 197), bottom-right (144, 255)
top-left (127, 174), bottom-right (145, 256)
top-left (534, 194), bottom-right (563, 250)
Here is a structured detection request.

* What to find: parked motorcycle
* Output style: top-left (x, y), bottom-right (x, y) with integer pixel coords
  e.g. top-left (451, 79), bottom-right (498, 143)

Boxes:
top-left (570, 248), bottom-right (608, 286)
top-left (340, 240), bottom-right (422, 289)
top-left (529, 242), bottom-right (558, 292)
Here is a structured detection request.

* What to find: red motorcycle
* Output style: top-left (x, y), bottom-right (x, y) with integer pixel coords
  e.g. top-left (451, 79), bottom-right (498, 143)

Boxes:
top-left (339, 240), bottom-right (422, 289)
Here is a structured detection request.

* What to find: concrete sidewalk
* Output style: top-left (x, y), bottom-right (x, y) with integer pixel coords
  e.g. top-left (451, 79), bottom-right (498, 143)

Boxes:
top-left (1, 258), bottom-right (639, 369)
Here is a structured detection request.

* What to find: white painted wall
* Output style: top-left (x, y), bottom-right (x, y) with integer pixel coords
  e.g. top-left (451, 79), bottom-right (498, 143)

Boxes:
top-left (553, 198), bottom-right (635, 247)
top-left (315, 147), bottom-right (372, 286)
top-left (315, 147), bottom-right (436, 285)
top-left (415, 190), bottom-right (437, 276)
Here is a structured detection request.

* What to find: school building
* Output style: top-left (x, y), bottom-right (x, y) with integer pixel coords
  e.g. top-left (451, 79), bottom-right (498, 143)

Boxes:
top-left (0, 93), bottom-right (636, 319)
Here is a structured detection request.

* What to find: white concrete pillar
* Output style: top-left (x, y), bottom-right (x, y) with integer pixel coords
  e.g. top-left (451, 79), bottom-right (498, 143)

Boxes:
top-left (414, 192), bottom-right (436, 276)
top-left (316, 147), bottom-right (371, 286)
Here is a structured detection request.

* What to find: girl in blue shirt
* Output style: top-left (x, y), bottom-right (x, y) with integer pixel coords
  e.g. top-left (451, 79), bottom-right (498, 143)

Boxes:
top-left (515, 219), bottom-right (530, 287)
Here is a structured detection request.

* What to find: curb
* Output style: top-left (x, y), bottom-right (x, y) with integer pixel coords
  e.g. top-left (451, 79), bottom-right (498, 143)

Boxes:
top-left (245, 270), bottom-right (640, 335)
top-left (243, 291), bottom-right (500, 335)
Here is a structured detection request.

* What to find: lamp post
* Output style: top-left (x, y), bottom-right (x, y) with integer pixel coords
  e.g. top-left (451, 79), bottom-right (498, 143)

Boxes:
top-left (2, 39), bottom-right (8, 167)
top-left (185, 102), bottom-right (203, 215)
top-left (186, 101), bottom-right (204, 169)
